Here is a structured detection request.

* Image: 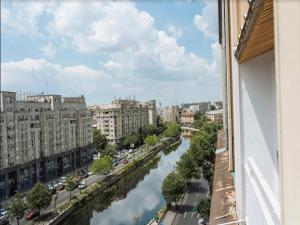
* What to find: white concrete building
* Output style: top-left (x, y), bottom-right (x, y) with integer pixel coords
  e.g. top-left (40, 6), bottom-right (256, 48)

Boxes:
top-left (161, 106), bottom-right (178, 123)
top-left (218, 0), bottom-right (300, 224)
top-left (0, 91), bottom-right (93, 199)
top-left (205, 109), bottom-right (223, 124)
top-left (90, 99), bottom-right (156, 145)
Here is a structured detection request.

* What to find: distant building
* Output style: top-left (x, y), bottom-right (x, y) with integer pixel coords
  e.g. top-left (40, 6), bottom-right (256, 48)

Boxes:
top-left (90, 99), bottom-right (156, 145)
top-left (0, 91), bottom-right (93, 199)
top-left (212, 101), bottom-right (223, 109)
top-left (205, 109), bottom-right (223, 124)
top-left (181, 101), bottom-right (211, 113)
top-left (180, 111), bottom-right (195, 125)
top-left (161, 106), bottom-right (178, 123)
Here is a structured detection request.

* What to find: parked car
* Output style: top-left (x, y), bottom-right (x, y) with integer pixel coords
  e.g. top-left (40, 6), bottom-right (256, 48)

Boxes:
top-left (198, 218), bottom-right (206, 225)
top-left (25, 209), bottom-right (39, 220)
top-left (47, 184), bottom-right (56, 195)
top-left (123, 159), bottom-right (129, 164)
top-left (57, 183), bottom-right (65, 191)
top-left (87, 172), bottom-right (94, 176)
top-left (128, 149), bottom-right (134, 154)
top-left (60, 176), bottom-right (66, 183)
top-left (0, 208), bottom-right (8, 218)
top-left (0, 216), bottom-right (9, 225)
top-left (78, 181), bottom-right (87, 190)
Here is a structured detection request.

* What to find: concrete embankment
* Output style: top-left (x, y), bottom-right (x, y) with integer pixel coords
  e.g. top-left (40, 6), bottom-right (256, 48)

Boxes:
top-left (49, 136), bottom-right (181, 225)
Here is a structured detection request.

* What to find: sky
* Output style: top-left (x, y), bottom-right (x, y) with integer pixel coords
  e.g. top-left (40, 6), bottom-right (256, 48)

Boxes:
top-left (1, 0), bottom-right (221, 106)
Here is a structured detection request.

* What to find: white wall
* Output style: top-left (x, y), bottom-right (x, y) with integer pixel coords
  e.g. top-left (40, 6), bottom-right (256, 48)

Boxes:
top-left (235, 50), bottom-right (280, 224)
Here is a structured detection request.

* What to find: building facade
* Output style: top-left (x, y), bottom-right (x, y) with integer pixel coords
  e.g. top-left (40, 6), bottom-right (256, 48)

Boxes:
top-left (90, 99), bottom-right (156, 145)
top-left (161, 106), bottom-right (178, 123)
top-left (0, 91), bottom-right (93, 200)
top-left (205, 109), bottom-right (223, 124)
top-left (180, 112), bottom-right (195, 125)
top-left (218, 0), bottom-right (300, 224)
top-left (181, 101), bottom-right (211, 113)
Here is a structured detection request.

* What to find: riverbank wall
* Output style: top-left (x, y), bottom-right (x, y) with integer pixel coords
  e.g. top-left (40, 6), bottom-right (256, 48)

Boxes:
top-left (49, 135), bottom-right (181, 225)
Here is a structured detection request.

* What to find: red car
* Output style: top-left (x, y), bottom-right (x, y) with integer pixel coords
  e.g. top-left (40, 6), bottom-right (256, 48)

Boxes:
top-left (25, 209), bottom-right (39, 220)
top-left (123, 159), bottom-right (129, 164)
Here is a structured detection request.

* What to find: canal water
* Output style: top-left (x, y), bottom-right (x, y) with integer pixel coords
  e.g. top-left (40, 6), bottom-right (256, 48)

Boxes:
top-left (61, 138), bottom-right (190, 225)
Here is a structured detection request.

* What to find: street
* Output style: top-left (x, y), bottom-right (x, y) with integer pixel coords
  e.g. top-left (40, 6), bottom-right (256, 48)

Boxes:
top-left (172, 178), bottom-right (208, 225)
top-left (9, 147), bottom-right (148, 225)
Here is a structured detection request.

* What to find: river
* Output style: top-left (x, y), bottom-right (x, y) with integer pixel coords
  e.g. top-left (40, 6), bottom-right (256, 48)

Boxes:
top-left (60, 137), bottom-right (190, 225)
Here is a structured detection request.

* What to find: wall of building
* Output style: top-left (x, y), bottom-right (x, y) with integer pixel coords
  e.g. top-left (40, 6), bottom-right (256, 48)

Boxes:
top-left (235, 51), bottom-right (279, 224)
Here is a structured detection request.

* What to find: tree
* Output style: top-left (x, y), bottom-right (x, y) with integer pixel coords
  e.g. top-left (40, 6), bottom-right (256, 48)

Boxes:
top-left (162, 171), bottom-right (186, 206)
top-left (123, 132), bottom-right (140, 148)
top-left (143, 124), bottom-right (159, 136)
top-left (189, 132), bottom-right (211, 166)
top-left (197, 198), bottom-right (211, 221)
top-left (103, 144), bottom-right (117, 157)
top-left (193, 113), bottom-right (208, 129)
top-left (92, 155), bottom-right (113, 176)
top-left (8, 192), bottom-right (27, 225)
top-left (27, 182), bottom-right (52, 216)
top-left (176, 152), bottom-right (199, 181)
top-left (163, 123), bottom-right (181, 137)
top-left (144, 135), bottom-right (159, 146)
top-left (93, 129), bottom-right (107, 153)
top-left (65, 176), bottom-right (78, 201)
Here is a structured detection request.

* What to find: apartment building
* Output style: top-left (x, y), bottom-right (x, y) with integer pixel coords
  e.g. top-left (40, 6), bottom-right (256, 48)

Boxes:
top-left (90, 99), bottom-right (156, 145)
top-left (205, 109), bottom-right (223, 124)
top-left (216, 0), bottom-right (300, 224)
top-left (181, 101), bottom-right (211, 113)
top-left (161, 106), bottom-right (178, 123)
top-left (180, 111), bottom-right (195, 125)
top-left (0, 91), bottom-right (93, 199)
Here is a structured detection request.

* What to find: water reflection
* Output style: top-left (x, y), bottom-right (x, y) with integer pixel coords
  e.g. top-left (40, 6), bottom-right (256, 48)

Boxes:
top-left (61, 138), bottom-right (190, 225)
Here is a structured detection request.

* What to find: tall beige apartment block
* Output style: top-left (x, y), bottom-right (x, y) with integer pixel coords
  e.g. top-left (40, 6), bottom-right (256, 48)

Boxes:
top-left (0, 91), bottom-right (93, 200)
top-left (90, 99), bottom-right (157, 145)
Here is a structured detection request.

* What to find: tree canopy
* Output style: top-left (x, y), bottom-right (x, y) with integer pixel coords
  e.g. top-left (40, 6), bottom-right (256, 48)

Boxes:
top-left (197, 198), bottom-right (211, 221)
top-left (162, 171), bottom-right (186, 205)
top-left (144, 135), bottom-right (159, 146)
top-left (163, 123), bottom-right (181, 137)
top-left (122, 132), bottom-right (141, 148)
top-left (92, 155), bottom-right (113, 175)
top-left (8, 192), bottom-right (27, 225)
top-left (65, 176), bottom-right (78, 200)
top-left (103, 144), bottom-right (117, 157)
top-left (93, 129), bottom-right (107, 152)
top-left (27, 182), bottom-right (52, 214)
top-left (176, 151), bottom-right (199, 181)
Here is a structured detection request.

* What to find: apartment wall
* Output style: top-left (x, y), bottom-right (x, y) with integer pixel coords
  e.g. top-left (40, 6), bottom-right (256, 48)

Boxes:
top-left (236, 50), bottom-right (279, 224)
top-left (274, 1), bottom-right (300, 224)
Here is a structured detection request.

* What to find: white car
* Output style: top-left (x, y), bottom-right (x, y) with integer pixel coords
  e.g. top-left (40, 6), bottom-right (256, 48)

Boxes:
top-left (78, 181), bottom-right (87, 190)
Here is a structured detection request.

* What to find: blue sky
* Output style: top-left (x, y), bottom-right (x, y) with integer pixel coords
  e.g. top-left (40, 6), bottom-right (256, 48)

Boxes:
top-left (1, 0), bottom-right (220, 106)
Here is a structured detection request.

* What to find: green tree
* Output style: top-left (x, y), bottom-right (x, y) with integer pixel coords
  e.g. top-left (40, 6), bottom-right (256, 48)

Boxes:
top-left (144, 135), bottom-right (159, 146)
top-left (143, 124), bottom-right (159, 136)
top-left (189, 132), bottom-right (211, 166)
top-left (93, 129), bottom-right (107, 153)
top-left (162, 171), bottom-right (186, 206)
top-left (197, 198), bottom-right (211, 221)
top-left (163, 123), bottom-right (181, 137)
top-left (65, 176), bottom-right (78, 201)
top-left (27, 182), bottom-right (52, 216)
top-left (193, 113), bottom-right (208, 129)
top-left (103, 144), bottom-right (117, 157)
top-left (123, 132), bottom-right (140, 148)
top-left (176, 152), bottom-right (199, 181)
top-left (92, 155), bottom-right (113, 176)
top-left (8, 192), bottom-right (27, 225)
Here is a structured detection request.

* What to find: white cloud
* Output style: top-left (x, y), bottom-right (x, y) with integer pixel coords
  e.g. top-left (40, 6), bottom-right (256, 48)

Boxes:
top-left (194, 0), bottom-right (218, 40)
top-left (40, 43), bottom-right (57, 58)
top-left (166, 25), bottom-right (182, 39)
top-left (1, 1), bottom-right (222, 105)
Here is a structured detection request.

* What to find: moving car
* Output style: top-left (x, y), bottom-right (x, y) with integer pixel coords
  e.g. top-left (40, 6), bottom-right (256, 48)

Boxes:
top-left (25, 209), bottom-right (39, 220)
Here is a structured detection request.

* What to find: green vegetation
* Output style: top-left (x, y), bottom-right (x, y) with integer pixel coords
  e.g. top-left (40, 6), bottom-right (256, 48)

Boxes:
top-left (103, 144), bottom-right (117, 157)
top-left (93, 129), bottom-right (108, 153)
top-left (162, 113), bottom-right (222, 216)
top-left (162, 171), bottom-right (186, 206)
top-left (144, 135), bottom-right (159, 146)
top-left (66, 176), bottom-right (79, 201)
top-left (123, 132), bottom-right (141, 148)
top-left (163, 122), bottom-right (181, 137)
top-left (8, 192), bottom-right (27, 225)
top-left (27, 182), bottom-right (52, 216)
top-left (197, 198), bottom-right (211, 221)
top-left (92, 155), bottom-right (113, 175)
